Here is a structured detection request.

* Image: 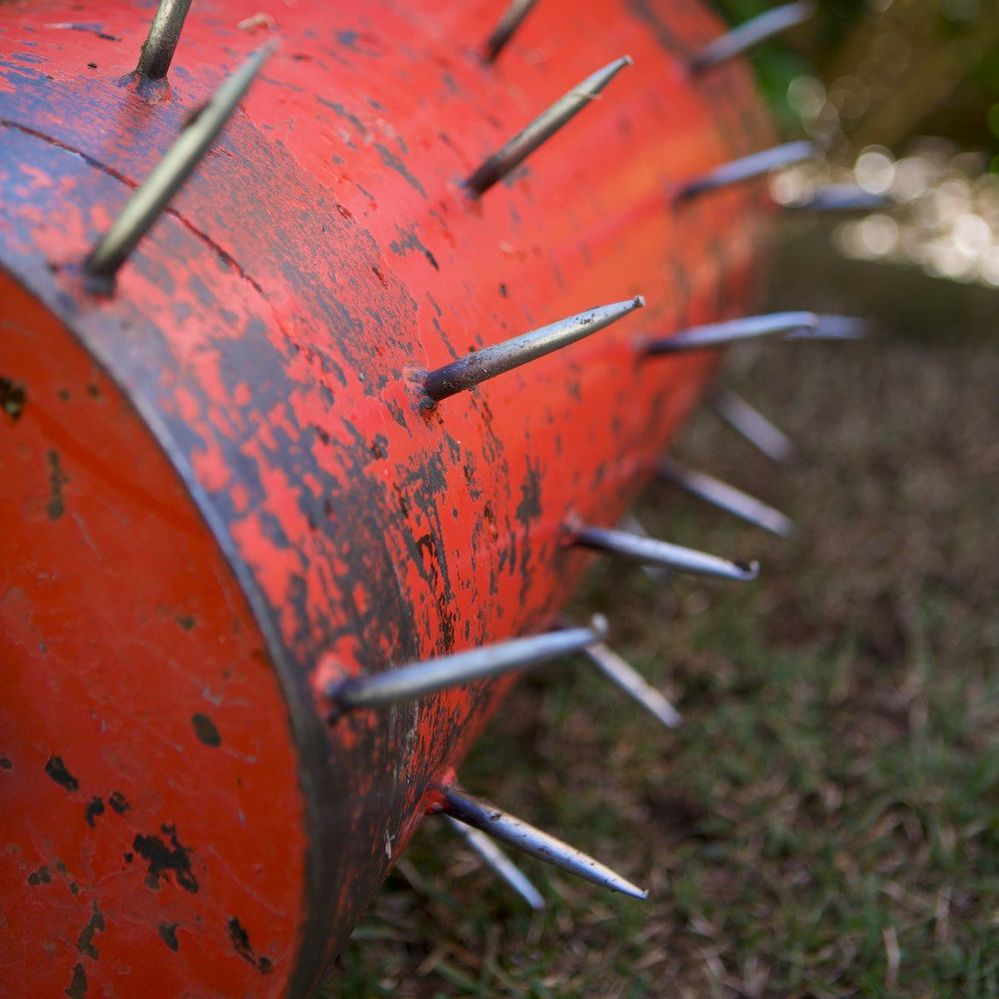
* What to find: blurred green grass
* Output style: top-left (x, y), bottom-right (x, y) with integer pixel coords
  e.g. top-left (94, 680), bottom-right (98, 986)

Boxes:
top-left (323, 328), bottom-right (999, 997)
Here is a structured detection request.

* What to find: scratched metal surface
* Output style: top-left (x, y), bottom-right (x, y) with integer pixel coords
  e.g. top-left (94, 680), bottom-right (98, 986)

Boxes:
top-left (0, 0), bottom-right (775, 994)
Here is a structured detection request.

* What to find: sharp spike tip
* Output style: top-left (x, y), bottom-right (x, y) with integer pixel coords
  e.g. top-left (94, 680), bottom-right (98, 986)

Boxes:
top-left (136, 0), bottom-right (195, 80)
top-left (643, 312), bottom-right (867, 353)
top-left (466, 55), bottom-right (632, 196)
top-left (690, 1), bottom-right (818, 73)
top-left (711, 388), bottom-right (798, 465)
top-left (676, 141), bottom-right (814, 203)
top-left (325, 615), bottom-right (607, 714)
top-left (85, 40), bottom-right (276, 288)
top-left (785, 184), bottom-right (891, 213)
top-left (444, 815), bottom-right (547, 910)
top-left (579, 637), bottom-right (682, 728)
top-left (658, 457), bottom-right (794, 539)
top-left (441, 786), bottom-right (648, 900)
top-left (643, 311), bottom-right (818, 354)
top-left (574, 524), bottom-right (759, 582)
top-left (787, 314), bottom-right (869, 342)
top-left (424, 296), bottom-right (644, 402)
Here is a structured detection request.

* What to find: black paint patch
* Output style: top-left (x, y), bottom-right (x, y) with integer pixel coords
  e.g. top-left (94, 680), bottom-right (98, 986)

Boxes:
top-left (84, 797), bottom-right (105, 827)
top-left (373, 143), bottom-right (426, 198)
top-left (0, 757), bottom-right (12, 769)
top-left (133, 824), bottom-right (199, 893)
top-left (0, 377), bottom-right (26, 421)
top-left (516, 459), bottom-right (543, 528)
top-left (45, 756), bottom-right (79, 792)
top-left (46, 450), bottom-right (68, 519)
top-left (108, 791), bottom-right (129, 814)
top-left (76, 904), bottom-right (105, 959)
top-left (27, 866), bottom-right (51, 885)
top-left (228, 917), bottom-right (272, 975)
top-left (65, 962), bottom-right (87, 998)
top-left (388, 226), bottom-right (439, 270)
top-left (175, 614), bottom-right (196, 631)
top-left (158, 923), bottom-right (180, 952)
top-left (316, 96), bottom-right (367, 138)
top-left (191, 713), bottom-right (221, 747)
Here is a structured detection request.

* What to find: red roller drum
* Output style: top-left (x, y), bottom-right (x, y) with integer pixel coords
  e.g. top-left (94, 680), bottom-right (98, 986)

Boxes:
top-left (0, 0), bottom-right (777, 994)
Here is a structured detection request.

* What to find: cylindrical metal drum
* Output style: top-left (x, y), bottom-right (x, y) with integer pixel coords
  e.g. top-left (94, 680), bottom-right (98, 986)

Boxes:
top-left (0, 1), bottom-right (774, 993)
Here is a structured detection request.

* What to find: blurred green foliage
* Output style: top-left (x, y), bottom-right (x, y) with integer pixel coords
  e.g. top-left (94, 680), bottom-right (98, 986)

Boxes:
top-left (712, 0), bottom-right (999, 163)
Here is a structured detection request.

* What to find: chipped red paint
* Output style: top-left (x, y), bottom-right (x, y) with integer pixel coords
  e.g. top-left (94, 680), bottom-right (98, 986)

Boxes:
top-left (0, 0), bottom-right (775, 994)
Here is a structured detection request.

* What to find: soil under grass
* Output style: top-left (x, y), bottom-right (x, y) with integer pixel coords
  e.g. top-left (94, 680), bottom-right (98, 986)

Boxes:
top-left (324, 325), bottom-right (999, 997)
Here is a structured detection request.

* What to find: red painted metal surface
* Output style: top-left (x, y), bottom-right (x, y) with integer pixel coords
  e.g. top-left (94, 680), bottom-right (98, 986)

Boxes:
top-left (0, 1), bottom-right (775, 994)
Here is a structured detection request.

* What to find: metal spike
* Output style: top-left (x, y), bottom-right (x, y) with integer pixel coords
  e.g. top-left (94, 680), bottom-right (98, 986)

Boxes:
top-left (786, 314), bottom-right (868, 341)
top-left (643, 312), bottom-right (868, 353)
top-left (574, 524), bottom-right (758, 582)
top-left (617, 514), bottom-right (670, 582)
top-left (466, 56), bottom-right (632, 196)
top-left (439, 785), bottom-right (648, 899)
top-left (657, 457), bottom-right (793, 538)
top-left (785, 184), bottom-right (891, 213)
top-left (580, 639), bottom-right (682, 729)
top-left (326, 615), bottom-right (608, 714)
top-left (675, 141), bottom-right (814, 203)
top-left (484, 0), bottom-right (539, 63)
top-left (443, 815), bottom-right (547, 910)
top-left (643, 311), bottom-right (818, 354)
top-left (711, 388), bottom-right (797, 465)
top-left (424, 297), bottom-right (644, 402)
top-left (690, 1), bottom-right (817, 73)
top-left (136, 0), bottom-right (195, 80)
top-left (85, 41), bottom-right (276, 287)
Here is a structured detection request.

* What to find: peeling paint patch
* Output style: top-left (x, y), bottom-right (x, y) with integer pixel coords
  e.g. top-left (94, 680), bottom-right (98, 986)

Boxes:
top-left (133, 825), bottom-right (199, 894)
top-left (191, 713), bottom-right (221, 747)
top-left (0, 376), bottom-right (26, 421)
top-left (84, 797), bottom-right (105, 827)
top-left (373, 143), bottom-right (426, 198)
top-left (228, 917), bottom-right (272, 975)
top-left (27, 866), bottom-right (51, 885)
top-left (108, 791), bottom-right (129, 814)
top-left (46, 450), bottom-right (68, 520)
top-left (44, 755), bottom-right (78, 791)
top-left (65, 962), bottom-right (86, 998)
top-left (76, 904), bottom-right (105, 959)
top-left (157, 923), bottom-right (179, 952)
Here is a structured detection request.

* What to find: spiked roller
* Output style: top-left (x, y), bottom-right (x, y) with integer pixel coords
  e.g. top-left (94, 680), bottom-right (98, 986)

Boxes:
top-left (0, 0), bottom-right (859, 995)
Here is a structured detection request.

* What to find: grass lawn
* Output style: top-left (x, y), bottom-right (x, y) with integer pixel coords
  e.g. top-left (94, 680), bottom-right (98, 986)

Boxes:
top-left (324, 329), bottom-right (999, 997)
